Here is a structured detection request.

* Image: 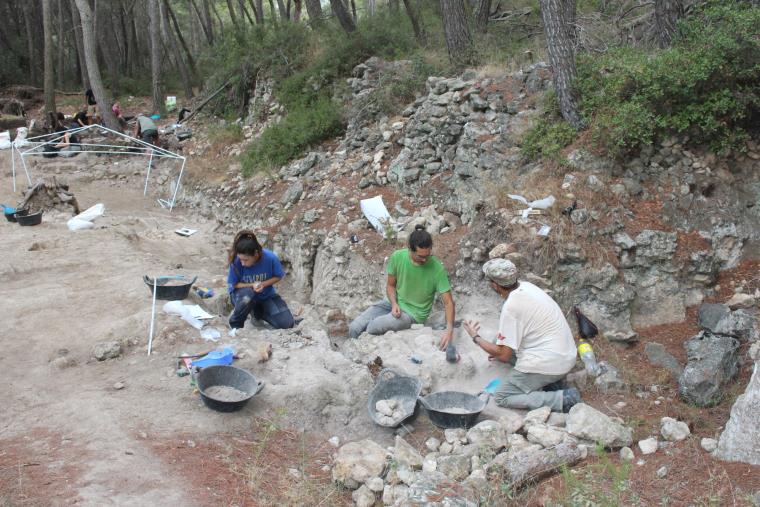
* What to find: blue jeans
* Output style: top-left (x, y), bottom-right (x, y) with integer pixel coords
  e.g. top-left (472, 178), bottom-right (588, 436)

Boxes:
top-left (229, 288), bottom-right (295, 329)
top-left (348, 299), bottom-right (415, 339)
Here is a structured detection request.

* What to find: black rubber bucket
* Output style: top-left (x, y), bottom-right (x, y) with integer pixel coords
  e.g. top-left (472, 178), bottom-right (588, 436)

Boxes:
top-left (16, 210), bottom-right (42, 226)
top-left (196, 365), bottom-right (264, 413)
top-left (418, 391), bottom-right (489, 429)
top-left (4, 207), bottom-right (27, 222)
top-left (367, 368), bottom-right (422, 428)
top-left (143, 275), bottom-right (197, 300)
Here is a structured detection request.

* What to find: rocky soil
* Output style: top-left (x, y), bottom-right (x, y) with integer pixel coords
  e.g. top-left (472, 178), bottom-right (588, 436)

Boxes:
top-left (2, 59), bottom-right (760, 505)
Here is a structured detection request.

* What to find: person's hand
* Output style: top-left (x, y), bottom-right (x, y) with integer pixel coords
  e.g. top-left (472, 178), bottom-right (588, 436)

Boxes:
top-left (438, 329), bottom-right (453, 351)
top-left (252, 282), bottom-right (264, 293)
top-left (463, 320), bottom-right (481, 339)
top-left (391, 304), bottom-right (401, 318)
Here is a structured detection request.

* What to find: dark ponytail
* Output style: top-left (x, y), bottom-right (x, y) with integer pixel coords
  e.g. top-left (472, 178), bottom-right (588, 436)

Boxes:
top-left (409, 224), bottom-right (433, 251)
top-left (228, 230), bottom-right (263, 265)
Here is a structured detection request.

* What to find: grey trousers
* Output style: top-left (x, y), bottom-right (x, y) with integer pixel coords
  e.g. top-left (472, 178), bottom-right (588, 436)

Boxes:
top-left (493, 357), bottom-right (567, 412)
top-left (348, 300), bottom-right (415, 339)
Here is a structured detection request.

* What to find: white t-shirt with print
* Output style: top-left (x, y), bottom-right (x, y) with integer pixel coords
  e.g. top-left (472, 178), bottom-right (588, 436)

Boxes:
top-left (496, 281), bottom-right (577, 375)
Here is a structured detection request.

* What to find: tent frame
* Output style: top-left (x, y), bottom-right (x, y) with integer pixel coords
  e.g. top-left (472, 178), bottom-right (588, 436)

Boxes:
top-left (9, 124), bottom-right (186, 211)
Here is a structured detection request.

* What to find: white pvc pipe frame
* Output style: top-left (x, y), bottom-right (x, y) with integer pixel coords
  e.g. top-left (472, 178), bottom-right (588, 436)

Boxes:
top-left (9, 123), bottom-right (186, 211)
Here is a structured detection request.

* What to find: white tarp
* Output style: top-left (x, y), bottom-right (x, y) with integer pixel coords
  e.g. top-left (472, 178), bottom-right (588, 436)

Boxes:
top-left (360, 195), bottom-right (393, 233)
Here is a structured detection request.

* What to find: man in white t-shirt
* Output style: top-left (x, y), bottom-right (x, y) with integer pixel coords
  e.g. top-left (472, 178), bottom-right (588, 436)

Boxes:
top-left (463, 258), bottom-right (581, 412)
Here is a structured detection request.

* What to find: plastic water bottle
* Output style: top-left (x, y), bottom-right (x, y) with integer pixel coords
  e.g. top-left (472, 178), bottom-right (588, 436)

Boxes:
top-left (577, 340), bottom-right (600, 376)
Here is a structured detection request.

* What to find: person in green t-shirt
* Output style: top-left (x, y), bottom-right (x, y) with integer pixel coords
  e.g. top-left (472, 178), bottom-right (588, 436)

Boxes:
top-left (348, 225), bottom-right (456, 350)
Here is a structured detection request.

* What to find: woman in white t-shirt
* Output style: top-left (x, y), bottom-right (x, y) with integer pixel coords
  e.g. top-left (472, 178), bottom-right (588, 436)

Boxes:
top-left (463, 258), bottom-right (582, 413)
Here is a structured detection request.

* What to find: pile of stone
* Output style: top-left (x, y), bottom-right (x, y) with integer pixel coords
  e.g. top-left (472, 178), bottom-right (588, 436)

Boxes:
top-left (332, 403), bottom-right (633, 506)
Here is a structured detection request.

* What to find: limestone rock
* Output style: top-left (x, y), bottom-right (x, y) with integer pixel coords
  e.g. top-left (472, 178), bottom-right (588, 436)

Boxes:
top-left (332, 439), bottom-right (388, 488)
top-left (499, 409), bottom-right (523, 434)
top-left (394, 436), bottom-right (424, 470)
top-left (660, 417), bottom-right (690, 442)
top-left (620, 447), bottom-right (635, 461)
top-left (638, 438), bottom-right (658, 455)
top-left (526, 424), bottom-right (569, 448)
top-left (715, 359), bottom-right (760, 465)
top-left (678, 331), bottom-right (740, 406)
top-left (566, 403), bottom-right (633, 448)
top-left (436, 454), bottom-right (471, 481)
top-left (92, 341), bottom-right (122, 361)
top-left (466, 420), bottom-right (507, 452)
top-left (352, 485), bottom-right (375, 507)
top-left (523, 406), bottom-right (551, 427)
top-left (644, 342), bottom-right (683, 379)
top-left (700, 438), bottom-right (718, 453)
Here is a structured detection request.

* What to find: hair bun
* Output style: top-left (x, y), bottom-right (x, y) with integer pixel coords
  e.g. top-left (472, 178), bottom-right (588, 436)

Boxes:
top-left (414, 224), bottom-right (426, 231)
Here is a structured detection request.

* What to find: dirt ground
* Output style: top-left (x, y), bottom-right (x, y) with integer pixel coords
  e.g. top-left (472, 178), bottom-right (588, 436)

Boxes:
top-left (0, 150), bottom-right (355, 506)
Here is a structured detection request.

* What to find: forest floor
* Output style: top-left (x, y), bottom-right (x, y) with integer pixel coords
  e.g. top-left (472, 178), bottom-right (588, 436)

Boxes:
top-left (1, 93), bottom-right (759, 506)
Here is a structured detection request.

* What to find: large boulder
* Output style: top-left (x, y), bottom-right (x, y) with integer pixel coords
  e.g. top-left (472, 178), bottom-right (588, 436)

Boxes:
top-left (405, 470), bottom-right (478, 506)
top-left (715, 360), bottom-right (760, 465)
top-left (332, 439), bottom-right (388, 489)
top-left (698, 303), bottom-right (759, 342)
top-left (565, 403), bottom-right (633, 448)
top-left (678, 332), bottom-right (740, 406)
top-left (466, 420), bottom-right (507, 452)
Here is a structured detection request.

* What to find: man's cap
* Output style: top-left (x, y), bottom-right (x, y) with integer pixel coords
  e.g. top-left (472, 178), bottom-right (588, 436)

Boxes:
top-left (482, 258), bottom-right (518, 287)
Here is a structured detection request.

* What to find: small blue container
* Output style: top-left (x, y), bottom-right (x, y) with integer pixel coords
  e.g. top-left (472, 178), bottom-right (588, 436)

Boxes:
top-left (191, 347), bottom-right (235, 369)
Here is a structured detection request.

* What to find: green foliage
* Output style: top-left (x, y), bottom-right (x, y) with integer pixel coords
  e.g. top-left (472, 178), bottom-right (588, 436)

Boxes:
top-left (522, 117), bottom-right (577, 161)
top-left (559, 444), bottom-right (634, 506)
top-left (577, 1), bottom-right (760, 155)
top-left (208, 122), bottom-right (244, 145)
top-left (241, 97), bottom-right (343, 176)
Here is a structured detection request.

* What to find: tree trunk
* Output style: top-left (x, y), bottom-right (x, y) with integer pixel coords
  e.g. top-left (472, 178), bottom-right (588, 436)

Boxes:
top-left (69, 0), bottom-right (89, 88)
top-left (366, 0), bottom-right (375, 16)
top-left (350, 0), bottom-right (357, 22)
top-left (276, 0), bottom-right (289, 20)
top-left (539, 0), bottom-right (585, 129)
top-left (226, 0), bottom-right (240, 28)
top-left (190, 0), bottom-right (214, 44)
top-left (330, 0), bottom-right (356, 32)
top-left (161, 0), bottom-right (194, 98)
top-left (148, 0), bottom-right (166, 115)
top-left (304, 0), bottom-right (322, 25)
top-left (475, 0), bottom-right (490, 33)
top-left (239, 0), bottom-right (255, 24)
top-left (56, 0), bottom-right (65, 87)
top-left (73, 0), bottom-right (119, 130)
top-left (97, 1), bottom-right (120, 98)
top-left (43, 0), bottom-right (57, 115)
top-left (654, 0), bottom-right (683, 48)
top-left (402, 0), bottom-right (425, 43)
top-left (440, 0), bottom-right (472, 65)
top-left (292, 0), bottom-right (302, 21)
top-left (251, 0), bottom-right (264, 24)
top-left (165, 0), bottom-right (199, 79)
top-left (23, 1), bottom-right (39, 84)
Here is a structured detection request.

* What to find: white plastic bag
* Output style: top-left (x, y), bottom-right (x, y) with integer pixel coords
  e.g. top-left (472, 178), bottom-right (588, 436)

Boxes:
top-left (162, 301), bottom-right (185, 315)
top-left (181, 308), bottom-right (204, 330)
top-left (200, 328), bottom-right (221, 342)
top-left (0, 131), bottom-right (10, 150)
top-left (12, 127), bottom-right (29, 148)
top-left (66, 218), bottom-right (94, 231)
top-left (76, 203), bottom-right (105, 222)
top-left (67, 203), bottom-right (105, 231)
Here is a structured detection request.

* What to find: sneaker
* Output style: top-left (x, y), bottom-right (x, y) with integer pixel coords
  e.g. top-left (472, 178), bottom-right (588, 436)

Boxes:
top-left (562, 388), bottom-right (582, 413)
top-left (542, 378), bottom-right (569, 392)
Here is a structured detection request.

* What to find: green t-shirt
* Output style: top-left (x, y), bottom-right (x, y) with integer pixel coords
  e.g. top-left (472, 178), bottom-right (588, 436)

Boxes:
top-left (387, 248), bottom-right (451, 324)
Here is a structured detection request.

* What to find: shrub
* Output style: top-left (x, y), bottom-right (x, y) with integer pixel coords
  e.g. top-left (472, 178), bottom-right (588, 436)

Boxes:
top-left (577, 1), bottom-right (760, 155)
top-left (521, 117), bottom-right (577, 161)
top-left (241, 97), bottom-right (343, 176)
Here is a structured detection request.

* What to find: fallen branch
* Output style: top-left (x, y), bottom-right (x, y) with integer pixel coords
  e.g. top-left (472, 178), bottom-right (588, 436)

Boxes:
top-left (179, 77), bottom-right (234, 124)
top-left (504, 443), bottom-right (585, 491)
